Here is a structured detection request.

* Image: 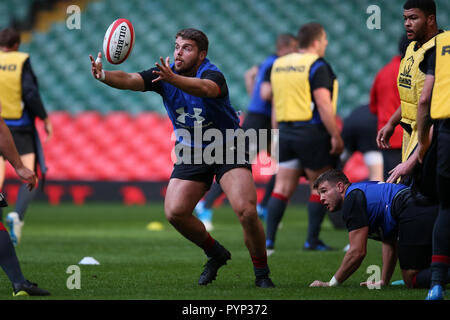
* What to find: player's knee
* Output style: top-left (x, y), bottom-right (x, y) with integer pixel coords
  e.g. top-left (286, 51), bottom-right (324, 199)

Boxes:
top-left (164, 205), bottom-right (188, 225)
top-left (236, 204), bottom-right (258, 227)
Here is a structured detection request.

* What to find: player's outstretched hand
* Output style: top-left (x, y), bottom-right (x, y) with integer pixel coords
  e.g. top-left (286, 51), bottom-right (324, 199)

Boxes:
top-left (89, 52), bottom-right (104, 80)
top-left (15, 166), bottom-right (37, 191)
top-left (153, 56), bottom-right (175, 83)
top-left (309, 280), bottom-right (330, 287)
top-left (360, 280), bottom-right (385, 287)
top-left (376, 123), bottom-right (394, 149)
top-left (386, 161), bottom-right (414, 184)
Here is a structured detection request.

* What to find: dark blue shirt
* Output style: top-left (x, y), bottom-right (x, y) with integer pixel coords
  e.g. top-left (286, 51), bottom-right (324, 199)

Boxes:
top-left (139, 58), bottom-right (240, 148)
top-left (247, 55), bottom-right (277, 117)
top-left (344, 181), bottom-right (408, 241)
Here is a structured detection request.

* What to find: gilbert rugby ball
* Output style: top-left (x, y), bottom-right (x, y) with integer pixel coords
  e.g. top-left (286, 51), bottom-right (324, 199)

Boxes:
top-left (103, 18), bottom-right (135, 64)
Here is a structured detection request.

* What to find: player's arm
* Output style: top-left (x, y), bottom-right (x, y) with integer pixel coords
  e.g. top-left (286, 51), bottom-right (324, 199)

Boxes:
top-left (417, 74), bottom-right (435, 162)
top-left (260, 65), bottom-right (273, 101)
top-left (244, 65), bottom-right (258, 96)
top-left (380, 240), bottom-right (398, 285)
top-left (153, 57), bottom-right (220, 98)
top-left (0, 113), bottom-right (37, 190)
top-left (89, 52), bottom-right (145, 91)
top-left (310, 227), bottom-right (368, 287)
top-left (334, 227), bottom-right (369, 283)
top-left (313, 88), bottom-right (344, 155)
top-left (360, 239), bottom-right (398, 287)
top-left (376, 105), bottom-right (401, 149)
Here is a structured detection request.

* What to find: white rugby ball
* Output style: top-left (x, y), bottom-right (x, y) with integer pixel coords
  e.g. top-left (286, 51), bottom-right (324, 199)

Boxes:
top-left (103, 18), bottom-right (135, 64)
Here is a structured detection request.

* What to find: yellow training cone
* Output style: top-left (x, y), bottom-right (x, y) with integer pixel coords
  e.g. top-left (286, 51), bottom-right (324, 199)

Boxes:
top-left (146, 221), bottom-right (164, 231)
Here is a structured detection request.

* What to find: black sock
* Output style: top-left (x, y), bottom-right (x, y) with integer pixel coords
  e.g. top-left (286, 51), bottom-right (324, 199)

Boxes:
top-left (16, 183), bottom-right (38, 221)
top-left (260, 175), bottom-right (276, 208)
top-left (414, 267), bottom-right (450, 288)
top-left (430, 262), bottom-right (450, 288)
top-left (265, 193), bottom-right (288, 246)
top-left (414, 268), bottom-right (432, 288)
top-left (200, 233), bottom-right (226, 258)
top-left (0, 228), bottom-right (26, 286)
top-left (203, 183), bottom-right (223, 209)
top-left (306, 195), bottom-right (327, 246)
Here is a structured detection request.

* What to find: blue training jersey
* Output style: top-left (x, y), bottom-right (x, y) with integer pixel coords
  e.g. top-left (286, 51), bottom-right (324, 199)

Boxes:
top-left (247, 55), bottom-right (277, 117)
top-left (158, 58), bottom-right (240, 148)
top-left (345, 181), bottom-right (408, 240)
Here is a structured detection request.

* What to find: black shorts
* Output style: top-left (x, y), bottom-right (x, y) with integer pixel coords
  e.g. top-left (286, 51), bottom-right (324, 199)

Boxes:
top-left (241, 112), bottom-right (272, 158)
top-left (278, 122), bottom-right (338, 170)
top-left (393, 189), bottom-right (439, 270)
top-left (170, 139), bottom-right (252, 190)
top-left (2, 128), bottom-right (35, 156)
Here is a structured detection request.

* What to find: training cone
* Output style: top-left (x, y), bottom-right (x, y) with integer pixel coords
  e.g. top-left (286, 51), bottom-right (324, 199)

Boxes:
top-left (79, 257), bottom-right (100, 265)
top-left (146, 221), bottom-right (164, 231)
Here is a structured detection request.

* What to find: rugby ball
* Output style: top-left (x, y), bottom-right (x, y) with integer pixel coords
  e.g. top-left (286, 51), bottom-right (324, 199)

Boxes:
top-left (103, 18), bottom-right (135, 64)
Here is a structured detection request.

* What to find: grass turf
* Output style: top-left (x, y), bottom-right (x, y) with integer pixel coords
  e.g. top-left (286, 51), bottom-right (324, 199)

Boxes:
top-left (0, 202), bottom-right (431, 300)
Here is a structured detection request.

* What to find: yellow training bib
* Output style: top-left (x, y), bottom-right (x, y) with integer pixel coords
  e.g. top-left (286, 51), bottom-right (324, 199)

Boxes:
top-left (431, 31), bottom-right (450, 119)
top-left (398, 37), bottom-right (436, 125)
top-left (270, 52), bottom-right (338, 122)
top-left (0, 51), bottom-right (29, 119)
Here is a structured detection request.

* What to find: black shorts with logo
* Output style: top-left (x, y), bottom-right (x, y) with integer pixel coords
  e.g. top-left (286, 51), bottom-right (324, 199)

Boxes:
top-left (278, 122), bottom-right (338, 170)
top-left (170, 139), bottom-right (252, 190)
top-left (392, 189), bottom-right (439, 270)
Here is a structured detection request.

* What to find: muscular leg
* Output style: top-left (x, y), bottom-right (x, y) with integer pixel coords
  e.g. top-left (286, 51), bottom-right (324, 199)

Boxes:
top-left (220, 168), bottom-right (265, 258)
top-left (220, 167), bottom-right (272, 279)
top-left (164, 179), bottom-right (209, 245)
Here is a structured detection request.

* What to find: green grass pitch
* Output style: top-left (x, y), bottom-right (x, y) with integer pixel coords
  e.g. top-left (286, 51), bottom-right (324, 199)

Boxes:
top-left (0, 202), bottom-right (431, 300)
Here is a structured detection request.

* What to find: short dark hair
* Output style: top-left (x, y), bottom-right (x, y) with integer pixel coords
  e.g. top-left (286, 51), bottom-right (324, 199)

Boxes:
top-left (175, 28), bottom-right (209, 54)
top-left (0, 27), bottom-right (21, 48)
top-left (298, 22), bottom-right (324, 49)
top-left (276, 33), bottom-right (297, 48)
top-left (403, 0), bottom-right (436, 16)
top-left (313, 169), bottom-right (350, 190)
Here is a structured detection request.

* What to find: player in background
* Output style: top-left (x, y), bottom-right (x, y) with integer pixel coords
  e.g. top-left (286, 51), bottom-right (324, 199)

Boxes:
top-left (195, 33), bottom-right (298, 231)
top-left (0, 27), bottom-right (52, 246)
top-left (90, 28), bottom-right (275, 288)
top-left (265, 22), bottom-right (344, 254)
top-left (341, 104), bottom-right (384, 182)
top-left (309, 169), bottom-right (449, 289)
top-left (0, 101), bottom-right (49, 296)
top-left (369, 35), bottom-right (410, 180)
top-left (376, 0), bottom-right (441, 185)
top-left (416, 29), bottom-right (450, 300)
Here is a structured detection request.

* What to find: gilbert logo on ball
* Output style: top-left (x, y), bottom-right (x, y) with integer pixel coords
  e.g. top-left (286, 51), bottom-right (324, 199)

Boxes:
top-left (103, 18), bottom-right (135, 64)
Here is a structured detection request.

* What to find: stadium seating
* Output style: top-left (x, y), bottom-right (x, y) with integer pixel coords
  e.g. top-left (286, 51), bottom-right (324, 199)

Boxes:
top-left (13, 0), bottom-right (449, 117)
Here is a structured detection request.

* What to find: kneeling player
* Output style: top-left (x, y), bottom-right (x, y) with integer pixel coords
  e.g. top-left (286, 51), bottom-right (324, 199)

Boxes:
top-left (309, 169), bottom-right (449, 289)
